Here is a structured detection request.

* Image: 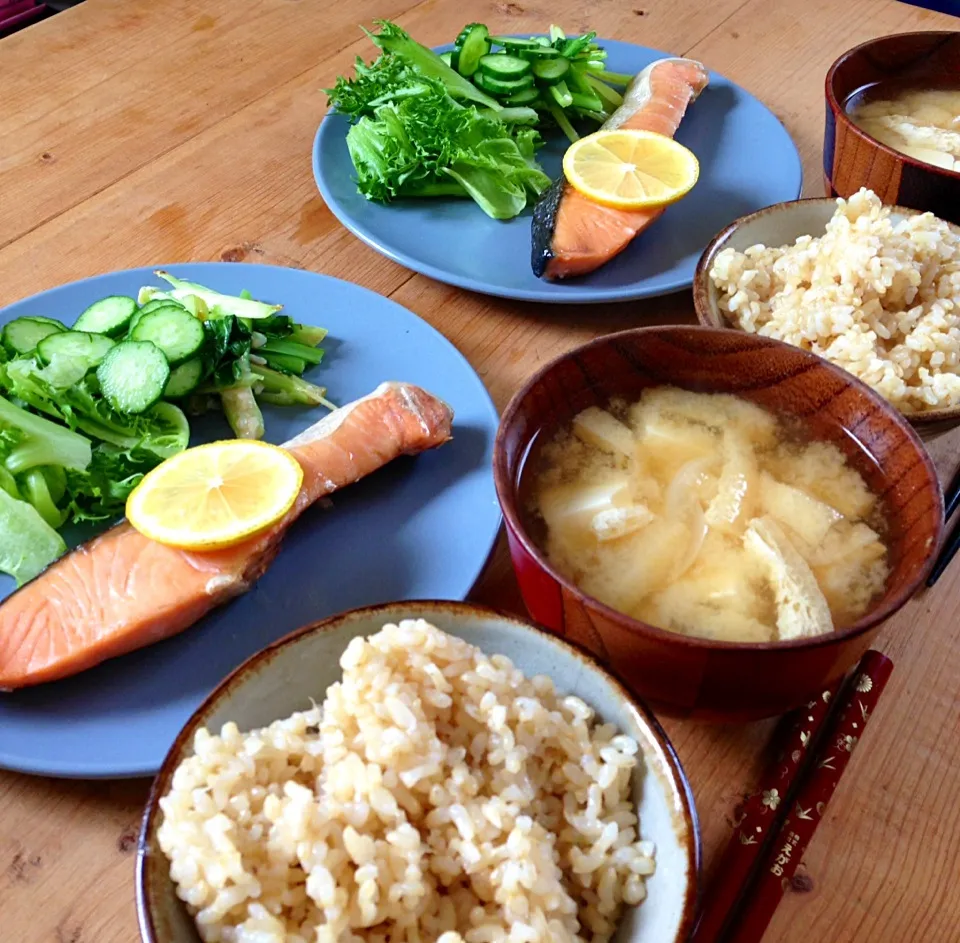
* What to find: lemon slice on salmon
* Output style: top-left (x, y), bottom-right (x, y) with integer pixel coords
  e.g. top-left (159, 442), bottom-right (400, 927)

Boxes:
top-left (126, 440), bottom-right (304, 550)
top-left (563, 129), bottom-right (700, 210)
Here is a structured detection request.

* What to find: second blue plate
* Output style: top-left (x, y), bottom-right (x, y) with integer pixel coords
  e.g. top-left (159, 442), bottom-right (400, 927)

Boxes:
top-left (314, 38), bottom-right (803, 304)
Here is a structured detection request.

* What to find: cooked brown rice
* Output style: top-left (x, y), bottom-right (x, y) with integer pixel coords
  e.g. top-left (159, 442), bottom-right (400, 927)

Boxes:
top-left (157, 620), bottom-right (655, 943)
top-left (709, 188), bottom-right (960, 413)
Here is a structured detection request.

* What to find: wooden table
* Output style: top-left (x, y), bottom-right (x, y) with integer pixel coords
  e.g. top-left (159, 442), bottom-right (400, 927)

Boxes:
top-left (2, 0), bottom-right (959, 940)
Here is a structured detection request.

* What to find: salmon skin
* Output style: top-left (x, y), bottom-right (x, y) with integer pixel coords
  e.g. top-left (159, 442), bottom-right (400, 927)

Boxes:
top-left (0, 382), bottom-right (453, 690)
top-left (531, 57), bottom-right (710, 280)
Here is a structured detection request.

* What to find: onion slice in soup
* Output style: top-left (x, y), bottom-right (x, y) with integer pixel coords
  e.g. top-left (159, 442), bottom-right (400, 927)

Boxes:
top-left (665, 458), bottom-right (712, 580)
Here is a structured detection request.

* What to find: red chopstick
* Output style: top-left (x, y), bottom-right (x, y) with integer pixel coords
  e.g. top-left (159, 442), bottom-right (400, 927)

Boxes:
top-left (690, 677), bottom-right (844, 943)
top-left (722, 651), bottom-right (894, 943)
top-left (0, 0), bottom-right (38, 12)
top-left (0, 2), bottom-right (42, 35)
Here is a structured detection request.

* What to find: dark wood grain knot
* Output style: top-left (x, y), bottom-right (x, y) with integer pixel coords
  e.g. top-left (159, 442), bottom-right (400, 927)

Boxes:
top-left (117, 824), bottom-right (138, 855)
top-left (39, 152), bottom-right (54, 162)
top-left (790, 870), bottom-right (815, 893)
top-left (495, 2), bottom-right (524, 14)
top-left (219, 241), bottom-right (263, 263)
top-left (633, 8), bottom-right (647, 15)
top-left (55, 920), bottom-right (84, 943)
top-left (6, 848), bottom-right (43, 884)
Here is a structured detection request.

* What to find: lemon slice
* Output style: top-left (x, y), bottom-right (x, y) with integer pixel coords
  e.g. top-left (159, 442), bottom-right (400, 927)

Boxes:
top-left (126, 440), bottom-right (304, 550)
top-left (563, 129), bottom-right (700, 210)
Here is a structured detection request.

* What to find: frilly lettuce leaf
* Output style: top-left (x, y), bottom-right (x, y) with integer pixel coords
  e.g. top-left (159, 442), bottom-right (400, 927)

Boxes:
top-left (0, 487), bottom-right (66, 586)
top-left (341, 81), bottom-right (551, 219)
top-left (366, 19), bottom-right (500, 110)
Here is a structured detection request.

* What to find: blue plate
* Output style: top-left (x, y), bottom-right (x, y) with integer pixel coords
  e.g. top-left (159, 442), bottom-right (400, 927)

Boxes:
top-left (314, 38), bottom-right (803, 304)
top-left (0, 264), bottom-right (501, 778)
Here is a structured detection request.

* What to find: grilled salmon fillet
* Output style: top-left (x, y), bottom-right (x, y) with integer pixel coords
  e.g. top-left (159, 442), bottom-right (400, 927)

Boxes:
top-left (0, 382), bottom-right (453, 689)
top-left (532, 57), bottom-right (710, 280)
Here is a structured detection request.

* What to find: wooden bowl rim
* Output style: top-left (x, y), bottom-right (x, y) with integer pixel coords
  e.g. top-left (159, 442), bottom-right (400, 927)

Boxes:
top-left (824, 29), bottom-right (960, 183)
top-left (493, 325), bottom-right (944, 654)
top-left (691, 196), bottom-right (960, 427)
top-left (136, 599), bottom-right (702, 943)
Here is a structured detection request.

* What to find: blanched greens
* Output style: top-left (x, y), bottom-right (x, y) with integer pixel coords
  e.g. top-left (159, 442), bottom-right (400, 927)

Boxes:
top-left (0, 389), bottom-right (177, 584)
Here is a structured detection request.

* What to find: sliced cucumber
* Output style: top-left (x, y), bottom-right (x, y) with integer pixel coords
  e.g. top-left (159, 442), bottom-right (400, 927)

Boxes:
top-left (73, 295), bottom-right (137, 336)
top-left (163, 358), bottom-right (205, 399)
top-left (478, 53), bottom-right (532, 80)
top-left (504, 86), bottom-right (541, 106)
top-left (490, 35), bottom-right (540, 49)
top-left (455, 24), bottom-right (490, 77)
top-left (137, 298), bottom-right (187, 317)
top-left (14, 315), bottom-right (65, 330)
top-left (473, 72), bottom-right (535, 96)
top-left (440, 51), bottom-right (453, 66)
top-left (131, 307), bottom-right (205, 366)
top-left (516, 45), bottom-right (562, 59)
top-left (37, 331), bottom-right (116, 372)
top-left (454, 22), bottom-right (483, 46)
top-left (129, 300), bottom-right (187, 334)
top-left (491, 36), bottom-right (560, 56)
top-left (533, 56), bottom-right (571, 84)
top-left (2, 317), bottom-right (67, 355)
top-left (97, 341), bottom-right (170, 415)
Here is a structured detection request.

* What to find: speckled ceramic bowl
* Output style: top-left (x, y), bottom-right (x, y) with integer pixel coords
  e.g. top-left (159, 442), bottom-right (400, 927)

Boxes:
top-left (692, 196), bottom-right (960, 437)
top-left (137, 601), bottom-right (700, 943)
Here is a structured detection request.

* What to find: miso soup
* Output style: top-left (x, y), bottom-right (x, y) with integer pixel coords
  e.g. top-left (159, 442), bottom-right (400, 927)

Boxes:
top-left (522, 387), bottom-right (891, 644)
top-left (847, 81), bottom-right (960, 172)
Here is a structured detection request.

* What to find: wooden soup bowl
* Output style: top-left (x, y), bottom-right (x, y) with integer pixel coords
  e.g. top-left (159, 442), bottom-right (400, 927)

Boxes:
top-left (493, 327), bottom-right (944, 722)
top-left (824, 30), bottom-right (960, 221)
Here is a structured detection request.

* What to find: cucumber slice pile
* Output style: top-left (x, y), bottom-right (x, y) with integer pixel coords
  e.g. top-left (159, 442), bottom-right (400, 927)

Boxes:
top-left (446, 24), bottom-right (622, 130)
top-left (9, 293), bottom-right (207, 414)
top-left (15, 290), bottom-right (212, 414)
top-left (5, 275), bottom-right (328, 432)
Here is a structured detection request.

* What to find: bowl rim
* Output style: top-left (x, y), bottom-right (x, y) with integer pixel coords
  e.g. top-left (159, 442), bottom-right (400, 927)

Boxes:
top-left (690, 195), bottom-right (960, 426)
top-left (492, 323), bottom-right (944, 654)
top-left (824, 29), bottom-right (960, 182)
top-left (136, 598), bottom-right (701, 943)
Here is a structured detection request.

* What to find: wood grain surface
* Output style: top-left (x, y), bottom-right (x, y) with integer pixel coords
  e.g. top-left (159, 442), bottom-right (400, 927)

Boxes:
top-left (1, 1), bottom-right (959, 942)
